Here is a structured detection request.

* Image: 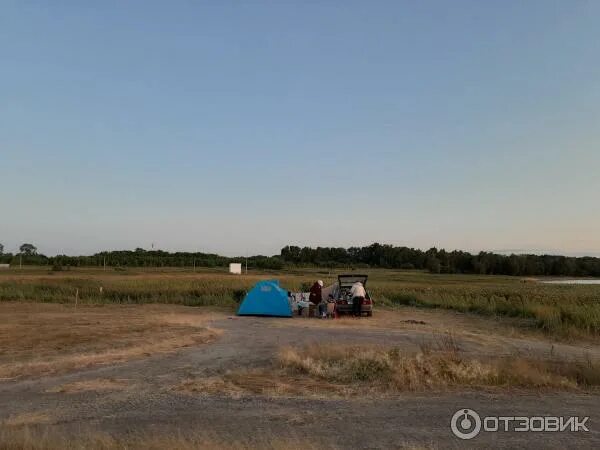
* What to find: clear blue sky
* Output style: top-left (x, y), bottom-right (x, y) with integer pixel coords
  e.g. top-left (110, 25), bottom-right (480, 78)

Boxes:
top-left (2, 1), bottom-right (599, 256)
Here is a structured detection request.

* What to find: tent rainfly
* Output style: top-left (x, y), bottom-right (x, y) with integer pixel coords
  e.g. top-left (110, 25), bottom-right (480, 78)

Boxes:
top-left (237, 280), bottom-right (292, 317)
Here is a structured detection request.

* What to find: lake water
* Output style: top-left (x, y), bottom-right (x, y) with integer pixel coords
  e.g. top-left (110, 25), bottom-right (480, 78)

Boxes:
top-left (540, 280), bottom-right (600, 285)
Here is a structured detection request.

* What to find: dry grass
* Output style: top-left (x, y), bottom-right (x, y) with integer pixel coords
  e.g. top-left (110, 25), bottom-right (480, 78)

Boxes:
top-left (0, 303), bottom-right (222, 380)
top-left (178, 369), bottom-right (351, 399)
top-left (45, 378), bottom-right (128, 394)
top-left (178, 339), bottom-right (600, 398)
top-left (0, 427), bottom-right (353, 450)
top-left (2, 413), bottom-right (52, 427)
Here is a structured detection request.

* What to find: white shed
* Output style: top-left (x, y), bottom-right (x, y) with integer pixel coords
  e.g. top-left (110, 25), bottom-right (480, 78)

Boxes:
top-left (229, 263), bottom-right (242, 274)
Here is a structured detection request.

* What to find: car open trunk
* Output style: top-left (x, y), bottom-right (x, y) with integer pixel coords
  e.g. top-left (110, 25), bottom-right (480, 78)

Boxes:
top-left (337, 274), bottom-right (368, 289)
top-left (334, 274), bottom-right (373, 316)
top-left (336, 275), bottom-right (370, 301)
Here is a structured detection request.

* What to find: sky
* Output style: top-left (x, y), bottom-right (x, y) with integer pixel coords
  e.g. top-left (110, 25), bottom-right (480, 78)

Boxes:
top-left (1, 0), bottom-right (599, 257)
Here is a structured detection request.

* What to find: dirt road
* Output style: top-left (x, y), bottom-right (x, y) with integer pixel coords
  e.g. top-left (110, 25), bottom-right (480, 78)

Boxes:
top-left (1, 311), bottom-right (598, 449)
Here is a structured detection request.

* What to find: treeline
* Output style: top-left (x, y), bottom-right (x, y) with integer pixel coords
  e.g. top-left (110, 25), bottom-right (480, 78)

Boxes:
top-left (0, 246), bottom-right (283, 270)
top-left (2, 242), bottom-right (600, 277)
top-left (280, 244), bottom-right (600, 277)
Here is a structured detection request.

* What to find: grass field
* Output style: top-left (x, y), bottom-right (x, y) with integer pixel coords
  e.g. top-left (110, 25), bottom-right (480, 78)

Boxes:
top-left (0, 266), bottom-right (599, 338)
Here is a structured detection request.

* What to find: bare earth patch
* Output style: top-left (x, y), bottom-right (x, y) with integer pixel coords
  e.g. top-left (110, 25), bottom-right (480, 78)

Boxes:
top-left (0, 303), bottom-right (224, 380)
top-left (271, 307), bottom-right (541, 340)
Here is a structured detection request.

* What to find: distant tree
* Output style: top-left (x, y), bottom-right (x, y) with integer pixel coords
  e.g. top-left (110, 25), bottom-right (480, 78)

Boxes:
top-left (0, 243), bottom-right (3, 255)
top-left (19, 243), bottom-right (37, 256)
top-left (506, 255), bottom-right (521, 276)
top-left (426, 256), bottom-right (441, 274)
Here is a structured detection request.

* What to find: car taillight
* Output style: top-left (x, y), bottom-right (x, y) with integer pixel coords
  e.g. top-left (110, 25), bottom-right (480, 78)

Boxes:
top-left (337, 300), bottom-right (347, 305)
top-left (362, 299), bottom-right (371, 305)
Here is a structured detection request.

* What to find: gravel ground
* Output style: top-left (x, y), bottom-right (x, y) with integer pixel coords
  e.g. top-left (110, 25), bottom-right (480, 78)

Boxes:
top-left (1, 313), bottom-right (599, 449)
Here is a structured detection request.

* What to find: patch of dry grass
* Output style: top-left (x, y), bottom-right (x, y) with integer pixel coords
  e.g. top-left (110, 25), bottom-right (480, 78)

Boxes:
top-left (0, 427), bottom-right (350, 450)
top-left (178, 339), bottom-right (600, 398)
top-left (45, 378), bottom-right (128, 394)
top-left (178, 369), bottom-right (353, 399)
top-left (0, 303), bottom-right (222, 380)
top-left (284, 341), bottom-right (600, 391)
top-left (1, 330), bottom-right (216, 380)
top-left (3, 412), bottom-right (52, 427)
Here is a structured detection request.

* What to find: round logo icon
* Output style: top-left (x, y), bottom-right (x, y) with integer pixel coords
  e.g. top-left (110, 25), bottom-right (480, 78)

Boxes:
top-left (451, 408), bottom-right (481, 440)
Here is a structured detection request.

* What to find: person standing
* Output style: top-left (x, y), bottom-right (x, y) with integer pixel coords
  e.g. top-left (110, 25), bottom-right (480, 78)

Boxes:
top-left (350, 281), bottom-right (366, 317)
top-left (309, 280), bottom-right (323, 317)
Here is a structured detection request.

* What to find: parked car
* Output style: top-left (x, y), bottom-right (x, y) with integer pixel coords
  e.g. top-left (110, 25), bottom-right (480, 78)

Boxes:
top-left (331, 274), bottom-right (373, 316)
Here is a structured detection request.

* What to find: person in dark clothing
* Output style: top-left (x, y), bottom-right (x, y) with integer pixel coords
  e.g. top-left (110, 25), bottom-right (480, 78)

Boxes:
top-left (352, 296), bottom-right (363, 317)
top-left (309, 280), bottom-right (323, 317)
top-left (309, 280), bottom-right (323, 305)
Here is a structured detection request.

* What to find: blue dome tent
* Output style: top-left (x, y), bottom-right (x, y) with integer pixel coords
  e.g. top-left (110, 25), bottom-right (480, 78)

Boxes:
top-left (237, 280), bottom-right (292, 317)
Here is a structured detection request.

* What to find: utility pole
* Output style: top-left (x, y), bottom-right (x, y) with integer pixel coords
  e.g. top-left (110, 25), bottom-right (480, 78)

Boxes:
top-left (19, 253), bottom-right (22, 269)
top-left (103, 256), bottom-right (106, 271)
